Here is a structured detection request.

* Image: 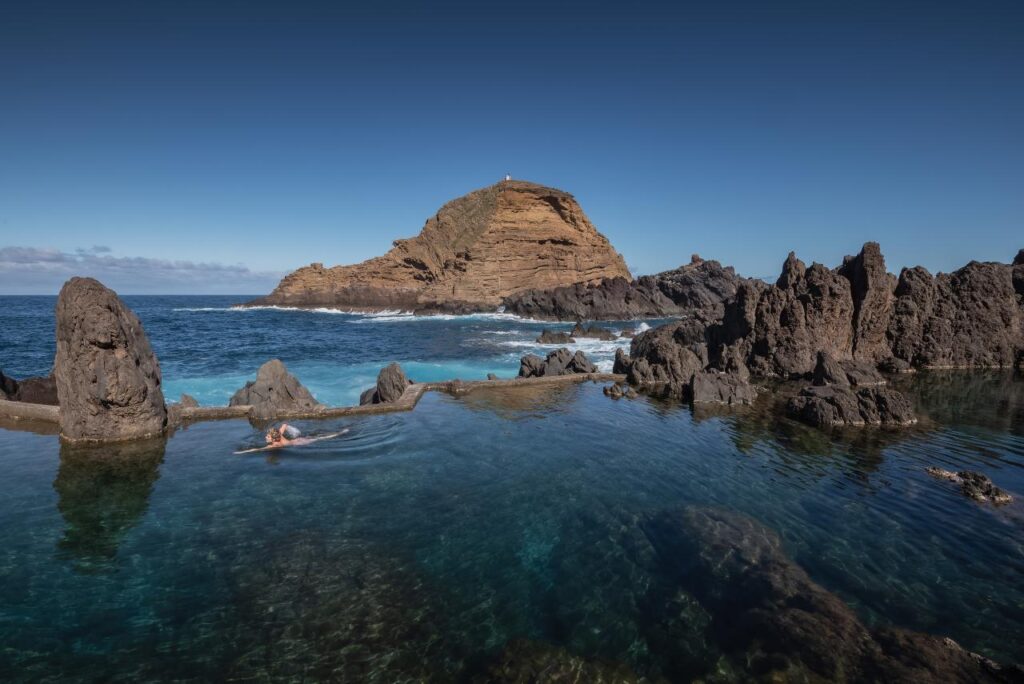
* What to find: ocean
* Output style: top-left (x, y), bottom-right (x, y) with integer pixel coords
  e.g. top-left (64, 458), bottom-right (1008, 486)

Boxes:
top-left (1, 295), bottom-right (1022, 680)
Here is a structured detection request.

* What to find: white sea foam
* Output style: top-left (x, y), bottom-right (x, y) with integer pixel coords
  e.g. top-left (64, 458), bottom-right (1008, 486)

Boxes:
top-left (172, 305), bottom-right (408, 315)
top-left (350, 312), bottom-right (535, 324)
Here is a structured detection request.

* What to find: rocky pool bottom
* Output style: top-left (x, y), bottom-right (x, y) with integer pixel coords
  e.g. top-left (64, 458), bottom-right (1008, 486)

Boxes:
top-left (1, 372), bottom-right (1023, 682)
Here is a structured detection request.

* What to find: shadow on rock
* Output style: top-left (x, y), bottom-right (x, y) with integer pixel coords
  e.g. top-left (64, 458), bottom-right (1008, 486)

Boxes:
top-left (54, 437), bottom-right (165, 573)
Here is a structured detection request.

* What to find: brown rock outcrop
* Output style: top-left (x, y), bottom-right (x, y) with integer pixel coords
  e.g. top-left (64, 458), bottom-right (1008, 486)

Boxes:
top-left (786, 385), bottom-right (917, 427)
top-left (887, 259), bottom-right (1023, 369)
top-left (249, 180), bottom-right (630, 312)
top-left (747, 253), bottom-right (857, 378)
top-left (838, 242), bottom-right (896, 362)
top-left (359, 362), bottom-right (413, 405)
top-left (812, 350), bottom-right (886, 388)
top-left (54, 277), bottom-right (167, 443)
top-left (518, 349), bottom-right (597, 378)
top-left (229, 359), bottom-right (322, 418)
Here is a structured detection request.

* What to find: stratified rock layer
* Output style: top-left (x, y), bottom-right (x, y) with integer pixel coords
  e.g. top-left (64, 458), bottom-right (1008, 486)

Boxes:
top-left (250, 180), bottom-right (630, 312)
top-left (229, 359), bottom-right (321, 418)
top-left (54, 277), bottom-right (167, 442)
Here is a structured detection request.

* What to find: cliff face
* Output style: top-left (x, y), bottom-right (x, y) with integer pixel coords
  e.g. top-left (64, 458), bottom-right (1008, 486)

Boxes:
top-left (249, 180), bottom-right (630, 312)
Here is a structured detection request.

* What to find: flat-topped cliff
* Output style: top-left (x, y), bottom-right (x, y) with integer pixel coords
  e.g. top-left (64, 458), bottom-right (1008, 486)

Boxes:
top-left (248, 180), bottom-right (630, 312)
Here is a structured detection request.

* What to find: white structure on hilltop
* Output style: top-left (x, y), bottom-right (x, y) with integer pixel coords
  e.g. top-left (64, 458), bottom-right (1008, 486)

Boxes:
top-left (504, 173), bottom-right (511, 181)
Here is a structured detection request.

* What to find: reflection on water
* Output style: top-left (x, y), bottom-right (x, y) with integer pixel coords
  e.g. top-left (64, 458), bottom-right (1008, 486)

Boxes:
top-left (895, 369), bottom-right (1024, 436)
top-left (453, 382), bottom-right (580, 419)
top-left (54, 438), bottom-right (165, 573)
top-left (0, 373), bottom-right (1022, 680)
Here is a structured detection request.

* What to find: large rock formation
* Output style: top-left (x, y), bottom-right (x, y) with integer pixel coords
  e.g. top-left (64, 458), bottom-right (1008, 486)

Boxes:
top-left (229, 359), bottom-right (322, 418)
top-left (715, 243), bottom-right (1023, 377)
top-left (249, 180), bottom-right (630, 312)
top-left (887, 260), bottom-right (1023, 368)
top-left (620, 245), bottom-right (1023, 398)
top-left (54, 277), bottom-right (167, 442)
top-left (503, 255), bottom-right (751, 321)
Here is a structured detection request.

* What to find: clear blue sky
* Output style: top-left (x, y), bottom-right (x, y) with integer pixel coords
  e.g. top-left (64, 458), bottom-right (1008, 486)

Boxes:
top-left (1, 0), bottom-right (1021, 293)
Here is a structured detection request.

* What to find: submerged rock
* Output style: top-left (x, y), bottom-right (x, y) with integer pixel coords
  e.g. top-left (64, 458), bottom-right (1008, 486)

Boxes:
top-left (641, 506), bottom-right (1021, 683)
top-left (603, 383), bottom-right (638, 400)
top-left (787, 385), bottom-right (917, 428)
top-left (518, 349), bottom-right (596, 378)
top-left (228, 534), bottom-right (458, 681)
top-left (925, 468), bottom-right (1014, 505)
top-left (359, 362), bottom-right (414, 405)
top-left (54, 277), bottom-right (167, 442)
top-left (479, 639), bottom-right (644, 683)
top-left (229, 359), bottom-right (322, 418)
top-left (536, 329), bottom-right (575, 344)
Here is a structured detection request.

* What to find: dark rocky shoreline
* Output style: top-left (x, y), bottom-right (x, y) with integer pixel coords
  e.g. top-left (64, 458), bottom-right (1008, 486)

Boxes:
top-left (610, 243), bottom-right (1022, 424)
top-left (503, 254), bottom-right (754, 321)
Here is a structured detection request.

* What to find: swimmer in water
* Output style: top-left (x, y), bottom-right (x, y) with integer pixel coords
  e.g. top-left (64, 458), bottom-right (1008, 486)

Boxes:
top-left (265, 423), bottom-right (301, 447)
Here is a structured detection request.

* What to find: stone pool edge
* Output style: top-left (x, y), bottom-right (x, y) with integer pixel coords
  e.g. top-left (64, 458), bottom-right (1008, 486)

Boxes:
top-left (0, 373), bottom-right (626, 432)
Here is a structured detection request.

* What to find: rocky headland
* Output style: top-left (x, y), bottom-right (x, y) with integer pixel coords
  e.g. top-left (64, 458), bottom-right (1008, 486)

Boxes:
top-left (247, 180), bottom-right (630, 313)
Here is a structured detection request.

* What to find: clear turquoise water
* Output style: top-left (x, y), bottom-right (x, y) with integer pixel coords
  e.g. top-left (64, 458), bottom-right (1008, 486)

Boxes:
top-left (0, 297), bottom-right (1022, 680)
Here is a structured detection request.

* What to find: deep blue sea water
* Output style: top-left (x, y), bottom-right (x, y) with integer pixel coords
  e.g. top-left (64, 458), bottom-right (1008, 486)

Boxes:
top-left (1, 296), bottom-right (1023, 681)
top-left (0, 296), bottom-right (652, 407)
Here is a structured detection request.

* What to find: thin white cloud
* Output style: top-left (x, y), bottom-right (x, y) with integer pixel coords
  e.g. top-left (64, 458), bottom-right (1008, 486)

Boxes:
top-left (0, 246), bottom-right (284, 294)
